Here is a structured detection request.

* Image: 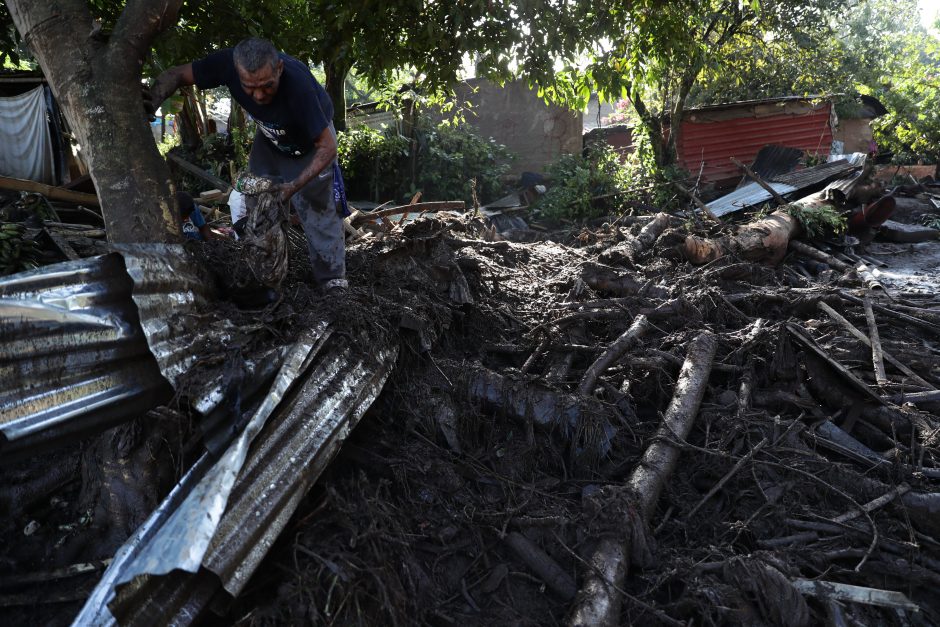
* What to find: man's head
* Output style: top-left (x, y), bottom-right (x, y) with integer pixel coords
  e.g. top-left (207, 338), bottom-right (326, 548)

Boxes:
top-left (233, 38), bottom-right (283, 105)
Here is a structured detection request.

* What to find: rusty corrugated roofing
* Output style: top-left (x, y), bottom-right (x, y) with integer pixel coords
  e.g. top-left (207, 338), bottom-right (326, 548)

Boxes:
top-left (680, 101), bottom-right (834, 184)
top-left (0, 254), bottom-right (170, 461)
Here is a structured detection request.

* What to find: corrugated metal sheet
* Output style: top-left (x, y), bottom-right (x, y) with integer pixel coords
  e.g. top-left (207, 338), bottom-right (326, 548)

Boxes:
top-left (748, 145), bottom-right (805, 182)
top-left (115, 244), bottom-right (226, 389)
top-left (74, 327), bottom-right (398, 626)
top-left (706, 158), bottom-right (862, 217)
top-left (0, 254), bottom-right (171, 461)
top-left (679, 102), bottom-right (833, 184)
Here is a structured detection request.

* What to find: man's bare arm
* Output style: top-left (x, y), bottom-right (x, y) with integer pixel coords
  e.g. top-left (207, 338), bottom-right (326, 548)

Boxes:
top-left (145, 63), bottom-right (195, 115)
top-left (279, 126), bottom-right (338, 202)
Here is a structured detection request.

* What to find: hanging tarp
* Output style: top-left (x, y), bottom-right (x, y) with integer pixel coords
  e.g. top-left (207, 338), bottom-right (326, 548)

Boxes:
top-left (0, 85), bottom-right (55, 184)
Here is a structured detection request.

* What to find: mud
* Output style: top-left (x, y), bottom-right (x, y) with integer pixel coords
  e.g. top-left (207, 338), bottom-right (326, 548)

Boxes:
top-left (3, 201), bottom-right (940, 626)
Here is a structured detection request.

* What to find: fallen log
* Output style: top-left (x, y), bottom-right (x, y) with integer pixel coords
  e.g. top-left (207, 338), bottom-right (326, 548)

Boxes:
top-left (505, 532), bottom-right (576, 600)
top-left (599, 212), bottom-right (674, 265)
top-left (680, 210), bottom-right (801, 265)
top-left (569, 332), bottom-right (717, 627)
top-left (578, 315), bottom-right (650, 396)
top-left (0, 175), bottom-right (99, 206)
top-left (788, 240), bottom-right (852, 272)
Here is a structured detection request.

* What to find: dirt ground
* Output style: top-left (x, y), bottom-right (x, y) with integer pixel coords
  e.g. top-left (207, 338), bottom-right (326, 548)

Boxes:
top-left (3, 194), bottom-right (940, 626)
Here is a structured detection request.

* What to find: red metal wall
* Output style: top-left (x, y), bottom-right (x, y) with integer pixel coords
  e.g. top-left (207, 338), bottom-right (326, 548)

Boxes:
top-left (678, 103), bottom-right (833, 186)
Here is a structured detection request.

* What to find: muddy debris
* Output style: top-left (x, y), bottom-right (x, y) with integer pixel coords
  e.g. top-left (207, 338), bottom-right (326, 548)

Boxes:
top-left (3, 195), bottom-right (940, 626)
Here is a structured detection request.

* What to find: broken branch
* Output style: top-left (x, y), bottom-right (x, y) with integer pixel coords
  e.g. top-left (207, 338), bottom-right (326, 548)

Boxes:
top-left (863, 294), bottom-right (889, 387)
top-left (569, 332), bottom-right (717, 627)
top-left (577, 315), bottom-right (650, 396)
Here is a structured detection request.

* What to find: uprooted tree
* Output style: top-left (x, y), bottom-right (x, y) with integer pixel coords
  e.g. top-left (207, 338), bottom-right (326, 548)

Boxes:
top-left (4, 0), bottom-right (182, 244)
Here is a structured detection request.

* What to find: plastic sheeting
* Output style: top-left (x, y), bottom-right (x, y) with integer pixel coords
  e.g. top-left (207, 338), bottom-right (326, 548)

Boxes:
top-left (0, 86), bottom-right (55, 184)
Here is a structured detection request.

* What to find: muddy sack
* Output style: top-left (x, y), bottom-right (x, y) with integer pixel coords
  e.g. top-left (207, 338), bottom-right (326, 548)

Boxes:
top-left (236, 173), bottom-right (290, 288)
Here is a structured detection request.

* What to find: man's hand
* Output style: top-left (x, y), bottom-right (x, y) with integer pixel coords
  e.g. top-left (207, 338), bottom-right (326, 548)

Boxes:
top-left (277, 180), bottom-right (301, 204)
top-left (143, 64), bottom-right (195, 121)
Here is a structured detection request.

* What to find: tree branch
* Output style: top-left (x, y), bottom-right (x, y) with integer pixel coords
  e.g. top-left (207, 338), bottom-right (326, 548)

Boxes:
top-left (108, 0), bottom-right (183, 65)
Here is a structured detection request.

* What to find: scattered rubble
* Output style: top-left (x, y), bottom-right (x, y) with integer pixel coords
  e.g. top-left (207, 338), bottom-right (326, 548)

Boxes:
top-left (2, 158), bottom-right (940, 626)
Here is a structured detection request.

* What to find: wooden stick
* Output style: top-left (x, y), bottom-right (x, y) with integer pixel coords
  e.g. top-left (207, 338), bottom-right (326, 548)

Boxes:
top-left (570, 332), bottom-right (717, 627)
top-left (686, 437), bottom-right (768, 519)
top-left (818, 302), bottom-right (935, 390)
top-left (841, 291), bottom-right (940, 337)
top-left (788, 240), bottom-right (852, 272)
top-left (43, 228), bottom-right (80, 260)
top-left (352, 201), bottom-right (466, 223)
top-left (730, 157), bottom-right (787, 206)
top-left (505, 531), bottom-right (576, 600)
top-left (832, 484), bottom-right (911, 524)
top-left (166, 153), bottom-right (231, 191)
top-left (890, 390), bottom-right (940, 405)
top-left (577, 315), bottom-right (650, 396)
top-left (521, 336), bottom-right (550, 376)
top-left (863, 294), bottom-right (888, 386)
top-left (786, 323), bottom-right (884, 404)
top-left (790, 579), bottom-right (919, 612)
top-left (672, 182), bottom-right (719, 222)
top-left (0, 175), bottom-right (99, 206)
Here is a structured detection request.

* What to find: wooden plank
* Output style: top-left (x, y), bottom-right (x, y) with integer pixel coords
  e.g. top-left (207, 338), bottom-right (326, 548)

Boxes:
top-left (43, 228), bottom-right (80, 260)
top-left (0, 175), bottom-right (99, 206)
top-left (166, 153), bottom-right (231, 191)
top-left (351, 201), bottom-right (466, 223)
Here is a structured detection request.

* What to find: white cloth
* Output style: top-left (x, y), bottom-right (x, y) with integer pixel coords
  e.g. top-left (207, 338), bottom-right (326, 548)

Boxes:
top-left (229, 190), bottom-right (246, 240)
top-left (0, 86), bottom-right (55, 184)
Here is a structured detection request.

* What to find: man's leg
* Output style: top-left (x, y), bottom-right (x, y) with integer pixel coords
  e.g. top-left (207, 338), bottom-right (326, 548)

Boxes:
top-left (292, 167), bottom-right (347, 289)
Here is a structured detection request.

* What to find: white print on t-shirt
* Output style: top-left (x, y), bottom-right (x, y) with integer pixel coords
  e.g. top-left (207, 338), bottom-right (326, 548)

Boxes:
top-left (253, 118), bottom-right (304, 156)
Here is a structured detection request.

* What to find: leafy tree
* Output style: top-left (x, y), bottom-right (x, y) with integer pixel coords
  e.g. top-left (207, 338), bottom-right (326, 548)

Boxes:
top-left (571, 0), bottom-right (850, 169)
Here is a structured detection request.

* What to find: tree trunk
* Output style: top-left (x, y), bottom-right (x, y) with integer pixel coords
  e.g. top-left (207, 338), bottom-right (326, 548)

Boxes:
top-left (6, 0), bottom-right (183, 244)
top-left (324, 58), bottom-right (351, 133)
top-left (680, 210), bottom-right (802, 266)
top-left (628, 86), bottom-right (670, 169)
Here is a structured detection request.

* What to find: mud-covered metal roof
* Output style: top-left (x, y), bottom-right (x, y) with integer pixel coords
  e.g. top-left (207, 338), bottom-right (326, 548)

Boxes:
top-left (115, 244), bottom-right (226, 389)
top-left (706, 156), bottom-right (866, 217)
top-left (0, 254), bottom-right (170, 461)
top-left (75, 328), bottom-right (398, 625)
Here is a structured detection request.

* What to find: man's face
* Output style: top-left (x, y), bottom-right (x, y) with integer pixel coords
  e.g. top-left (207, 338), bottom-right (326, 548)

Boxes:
top-left (236, 60), bottom-right (283, 105)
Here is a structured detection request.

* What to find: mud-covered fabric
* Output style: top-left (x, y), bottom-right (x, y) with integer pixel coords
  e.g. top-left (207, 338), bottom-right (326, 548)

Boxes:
top-left (193, 49), bottom-right (332, 157)
top-left (240, 184), bottom-right (290, 287)
top-left (248, 126), bottom-right (346, 287)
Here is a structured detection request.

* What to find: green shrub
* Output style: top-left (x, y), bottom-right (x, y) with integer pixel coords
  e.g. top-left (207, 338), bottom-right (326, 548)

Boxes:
top-left (337, 125), bottom-right (410, 202)
top-left (533, 143), bottom-right (632, 223)
top-left (413, 120), bottom-right (512, 205)
top-left (338, 120), bottom-right (512, 206)
top-left (785, 203), bottom-right (847, 238)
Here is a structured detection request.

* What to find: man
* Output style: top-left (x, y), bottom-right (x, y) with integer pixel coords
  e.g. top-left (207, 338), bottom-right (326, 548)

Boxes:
top-left (147, 38), bottom-right (347, 293)
top-left (176, 191), bottom-right (213, 241)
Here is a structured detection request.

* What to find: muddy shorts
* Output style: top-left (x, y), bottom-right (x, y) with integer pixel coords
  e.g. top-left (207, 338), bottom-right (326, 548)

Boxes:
top-left (248, 126), bottom-right (347, 289)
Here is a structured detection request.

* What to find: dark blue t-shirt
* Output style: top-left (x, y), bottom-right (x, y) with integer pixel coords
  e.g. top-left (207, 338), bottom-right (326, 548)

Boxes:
top-left (192, 49), bottom-right (333, 157)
